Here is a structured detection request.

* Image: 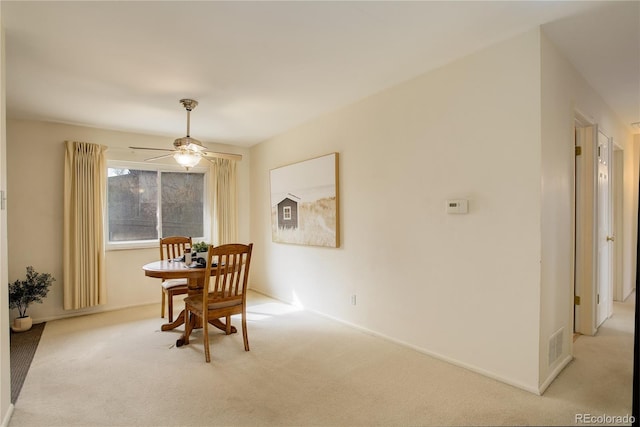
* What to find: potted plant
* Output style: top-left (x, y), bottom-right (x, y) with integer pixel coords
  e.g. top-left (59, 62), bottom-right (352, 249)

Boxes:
top-left (192, 241), bottom-right (210, 264)
top-left (8, 266), bottom-right (55, 332)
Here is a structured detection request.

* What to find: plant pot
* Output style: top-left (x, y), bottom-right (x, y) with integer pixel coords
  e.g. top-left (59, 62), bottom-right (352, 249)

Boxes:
top-left (12, 316), bottom-right (33, 332)
top-left (194, 252), bottom-right (208, 265)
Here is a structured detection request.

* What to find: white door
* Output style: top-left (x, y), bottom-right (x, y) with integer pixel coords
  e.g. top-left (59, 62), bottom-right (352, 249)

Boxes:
top-left (596, 130), bottom-right (613, 327)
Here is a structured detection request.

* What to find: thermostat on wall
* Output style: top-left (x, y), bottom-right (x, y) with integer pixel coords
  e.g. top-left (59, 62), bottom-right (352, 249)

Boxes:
top-left (446, 199), bottom-right (468, 214)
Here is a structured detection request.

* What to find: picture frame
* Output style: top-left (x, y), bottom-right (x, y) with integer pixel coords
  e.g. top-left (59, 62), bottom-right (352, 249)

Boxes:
top-left (270, 153), bottom-right (340, 248)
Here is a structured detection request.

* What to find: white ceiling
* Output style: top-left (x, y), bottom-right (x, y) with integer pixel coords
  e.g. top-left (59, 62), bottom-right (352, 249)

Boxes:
top-left (2, 1), bottom-right (638, 148)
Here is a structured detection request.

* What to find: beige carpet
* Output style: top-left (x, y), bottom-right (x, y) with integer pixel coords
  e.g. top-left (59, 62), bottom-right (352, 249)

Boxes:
top-left (8, 291), bottom-right (635, 427)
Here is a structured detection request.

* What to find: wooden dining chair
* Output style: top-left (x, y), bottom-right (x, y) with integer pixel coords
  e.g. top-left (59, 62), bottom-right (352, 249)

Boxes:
top-left (183, 243), bottom-right (253, 362)
top-left (160, 236), bottom-right (192, 322)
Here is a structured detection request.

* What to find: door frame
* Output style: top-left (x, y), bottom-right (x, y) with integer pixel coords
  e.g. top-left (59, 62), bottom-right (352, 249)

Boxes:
top-left (613, 145), bottom-right (624, 301)
top-left (574, 119), bottom-right (597, 336)
top-left (573, 112), bottom-right (615, 336)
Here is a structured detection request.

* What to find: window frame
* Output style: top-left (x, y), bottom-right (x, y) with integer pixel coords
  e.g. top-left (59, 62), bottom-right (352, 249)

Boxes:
top-left (106, 160), bottom-right (210, 251)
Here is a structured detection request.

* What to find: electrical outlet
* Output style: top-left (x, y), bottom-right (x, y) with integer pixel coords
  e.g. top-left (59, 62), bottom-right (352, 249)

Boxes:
top-left (351, 294), bottom-right (357, 306)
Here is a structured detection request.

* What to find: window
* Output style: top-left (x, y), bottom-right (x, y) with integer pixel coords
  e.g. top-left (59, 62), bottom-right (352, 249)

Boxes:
top-left (107, 162), bottom-right (208, 248)
top-left (283, 206), bottom-right (292, 220)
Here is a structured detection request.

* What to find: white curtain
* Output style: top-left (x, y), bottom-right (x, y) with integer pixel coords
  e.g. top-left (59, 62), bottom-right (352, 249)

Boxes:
top-left (63, 141), bottom-right (107, 310)
top-left (209, 158), bottom-right (238, 245)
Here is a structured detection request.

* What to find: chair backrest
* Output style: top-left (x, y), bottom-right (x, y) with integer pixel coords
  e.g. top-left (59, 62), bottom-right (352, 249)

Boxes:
top-left (203, 243), bottom-right (253, 304)
top-left (160, 236), bottom-right (193, 260)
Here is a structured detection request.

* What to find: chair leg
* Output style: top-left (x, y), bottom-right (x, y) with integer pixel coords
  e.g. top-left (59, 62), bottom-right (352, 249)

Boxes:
top-left (167, 291), bottom-right (174, 323)
top-left (242, 312), bottom-right (250, 351)
top-left (161, 290), bottom-right (166, 318)
top-left (203, 314), bottom-right (211, 363)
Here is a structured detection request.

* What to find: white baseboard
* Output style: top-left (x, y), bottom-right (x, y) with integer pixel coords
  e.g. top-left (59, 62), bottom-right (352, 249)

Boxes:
top-left (539, 354), bottom-right (573, 395)
top-left (249, 287), bottom-right (543, 395)
top-left (311, 307), bottom-right (543, 395)
top-left (28, 300), bottom-right (159, 324)
top-left (1, 403), bottom-right (14, 427)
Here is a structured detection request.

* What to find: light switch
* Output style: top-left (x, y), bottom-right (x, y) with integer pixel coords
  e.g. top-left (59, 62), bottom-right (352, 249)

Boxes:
top-left (446, 199), bottom-right (468, 214)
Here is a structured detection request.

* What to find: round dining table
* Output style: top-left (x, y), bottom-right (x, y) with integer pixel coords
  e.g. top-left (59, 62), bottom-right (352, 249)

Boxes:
top-left (142, 260), bottom-right (237, 346)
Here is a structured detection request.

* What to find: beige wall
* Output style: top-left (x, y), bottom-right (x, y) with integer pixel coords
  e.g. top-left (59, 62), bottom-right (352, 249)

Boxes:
top-left (539, 30), bottom-right (575, 392)
top-left (5, 119), bottom-right (250, 323)
top-left (624, 134), bottom-right (640, 300)
top-left (0, 13), bottom-right (12, 426)
top-left (250, 29), bottom-right (544, 392)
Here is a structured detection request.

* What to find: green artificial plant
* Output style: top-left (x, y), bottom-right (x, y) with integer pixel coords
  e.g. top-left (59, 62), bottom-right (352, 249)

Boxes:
top-left (8, 266), bottom-right (55, 318)
top-left (192, 241), bottom-right (209, 253)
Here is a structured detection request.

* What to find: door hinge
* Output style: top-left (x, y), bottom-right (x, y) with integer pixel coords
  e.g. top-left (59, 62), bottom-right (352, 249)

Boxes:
top-left (597, 294), bottom-right (600, 304)
top-left (574, 295), bottom-right (581, 305)
top-left (575, 146), bottom-right (582, 156)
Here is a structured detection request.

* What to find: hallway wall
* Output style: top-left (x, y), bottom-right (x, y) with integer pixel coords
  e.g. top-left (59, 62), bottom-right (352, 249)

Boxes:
top-left (250, 30), bottom-right (544, 392)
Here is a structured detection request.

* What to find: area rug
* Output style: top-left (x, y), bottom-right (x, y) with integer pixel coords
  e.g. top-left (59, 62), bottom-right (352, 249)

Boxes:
top-left (10, 322), bottom-right (45, 403)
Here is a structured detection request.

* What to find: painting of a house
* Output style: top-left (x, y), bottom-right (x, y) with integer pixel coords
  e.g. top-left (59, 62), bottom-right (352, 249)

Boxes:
top-left (270, 153), bottom-right (339, 247)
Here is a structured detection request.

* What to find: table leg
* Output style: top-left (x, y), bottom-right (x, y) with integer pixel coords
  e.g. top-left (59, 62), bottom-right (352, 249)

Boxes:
top-left (172, 277), bottom-right (237, 346)
top-left (161, 309), bottom-right (185, 331)
top-left (176, 315), bottom-right (237, 347)
top-left (164, 277), bottom-right (198, 332)
top-left (209, 318), bottom-right (237, 334)
top-left (176, 311), bottom-right (196, 347)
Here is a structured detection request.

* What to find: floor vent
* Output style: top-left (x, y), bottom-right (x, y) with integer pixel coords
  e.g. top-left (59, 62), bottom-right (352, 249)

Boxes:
top-left (548, 327), bottom-right (564, 366)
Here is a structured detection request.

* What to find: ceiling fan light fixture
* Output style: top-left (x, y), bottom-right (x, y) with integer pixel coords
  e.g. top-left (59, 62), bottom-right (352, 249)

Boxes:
top-left (187, 142), bottom-right (204, 151)
top-left (174, 136), bottom-right (203, 151)
top-left (173, 150), bottom-right (201, 169)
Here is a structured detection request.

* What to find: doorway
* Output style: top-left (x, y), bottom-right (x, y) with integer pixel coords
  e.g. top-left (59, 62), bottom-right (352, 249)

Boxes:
top-left (596, 130), bottom-right (613, 327)
top-left (573, 120), bottom-right (615, 336)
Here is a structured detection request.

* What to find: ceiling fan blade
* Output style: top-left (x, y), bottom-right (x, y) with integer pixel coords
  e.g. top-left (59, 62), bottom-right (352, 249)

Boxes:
top-left (201, 156), bottom-right (217, 166)
top-left (144, 153), bottom-right (174, 162)
top-left (129, 146), bottom-right (174, 152)
top-left (202, 151), bottom-right (243, 161)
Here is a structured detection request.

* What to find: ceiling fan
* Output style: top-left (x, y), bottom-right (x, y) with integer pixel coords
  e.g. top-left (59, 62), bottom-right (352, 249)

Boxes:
top-left (129, 99), bottom-right (242, 169)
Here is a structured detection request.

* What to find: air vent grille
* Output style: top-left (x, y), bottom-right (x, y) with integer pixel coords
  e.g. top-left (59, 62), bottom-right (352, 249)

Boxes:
top-left (548, 327), bottom-right (564, 366)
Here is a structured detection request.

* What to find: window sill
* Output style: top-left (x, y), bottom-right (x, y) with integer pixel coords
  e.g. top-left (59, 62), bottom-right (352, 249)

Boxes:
top-left (106, 240), bottom-right (158, 251)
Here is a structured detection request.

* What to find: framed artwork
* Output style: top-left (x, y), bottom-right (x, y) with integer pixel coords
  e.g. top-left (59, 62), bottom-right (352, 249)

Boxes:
top-left (270, 153), bottom-right (340, 248)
